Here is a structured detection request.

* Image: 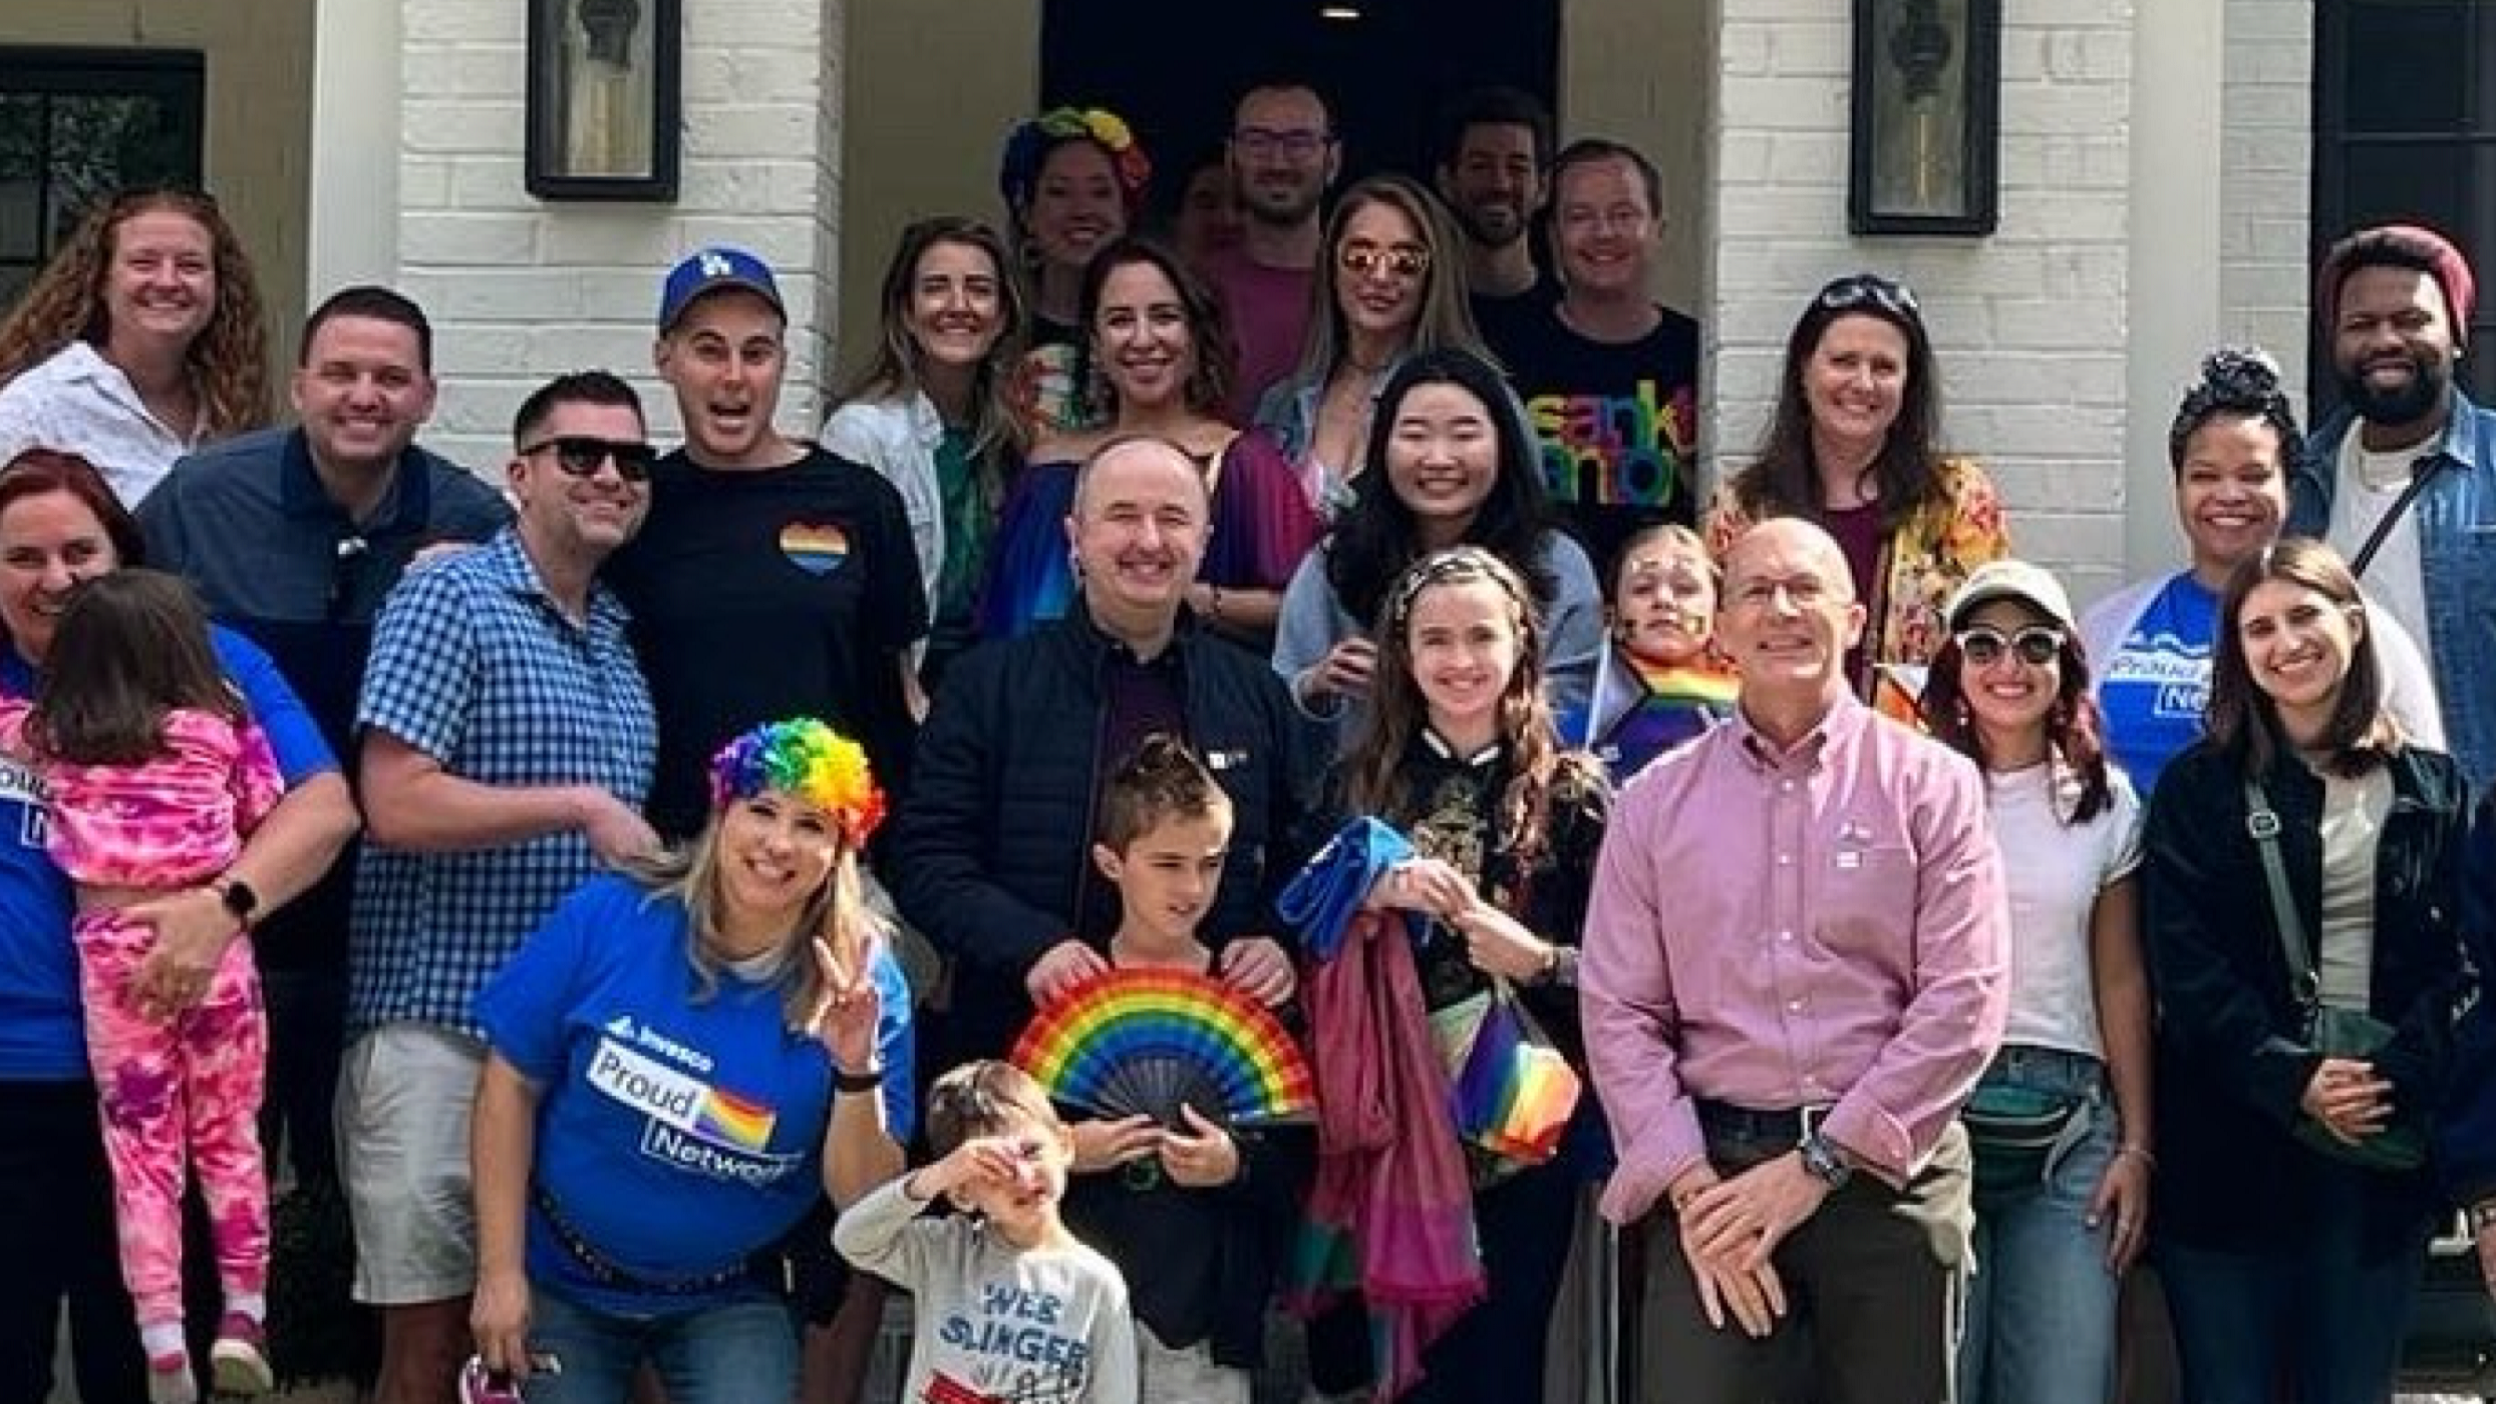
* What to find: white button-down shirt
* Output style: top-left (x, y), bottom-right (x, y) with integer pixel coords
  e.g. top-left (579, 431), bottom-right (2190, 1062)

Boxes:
top-left (0, 341), bottom-right (203, 505)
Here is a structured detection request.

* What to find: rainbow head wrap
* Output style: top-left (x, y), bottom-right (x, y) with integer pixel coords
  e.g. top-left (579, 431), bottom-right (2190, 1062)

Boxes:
top-left (706, 718), bottom-right (887, 845)
top-left (999, 106), bottom-right (1153, 217)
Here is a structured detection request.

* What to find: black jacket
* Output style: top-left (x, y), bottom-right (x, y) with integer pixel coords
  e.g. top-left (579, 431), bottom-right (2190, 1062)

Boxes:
top-left (2144, 739), bottom-right (2470, 1256)
top-left (890, 607), bottom-right (1319, 1066)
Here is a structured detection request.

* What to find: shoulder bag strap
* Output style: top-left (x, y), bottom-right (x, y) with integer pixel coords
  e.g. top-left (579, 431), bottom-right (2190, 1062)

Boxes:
top-left (2244, 777), bottom-right (2320, 1009)
top-left (2348, 455), bottom-right (2450, 579)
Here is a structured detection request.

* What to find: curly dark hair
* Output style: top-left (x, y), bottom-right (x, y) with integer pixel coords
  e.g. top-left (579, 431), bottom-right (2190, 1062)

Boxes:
top-left (1920, 615), bottom-right (2117, 825)
top-left (2166, 345), bottom-right (2302, 476)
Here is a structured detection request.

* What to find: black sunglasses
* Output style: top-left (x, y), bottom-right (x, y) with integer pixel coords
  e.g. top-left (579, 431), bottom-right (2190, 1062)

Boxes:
top-left (1956, 624), bottom-right (2063, 668)
top-left (1816, 273), bottom-right (1920, 317)
top-left (522, 435), bottom-right (658, 483)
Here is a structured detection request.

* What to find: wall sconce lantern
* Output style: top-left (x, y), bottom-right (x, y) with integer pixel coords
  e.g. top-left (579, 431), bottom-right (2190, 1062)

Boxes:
top-left (525, 0), bottom-right (681, 201)
top-left (1848, 0), bottom-right (2000, 236)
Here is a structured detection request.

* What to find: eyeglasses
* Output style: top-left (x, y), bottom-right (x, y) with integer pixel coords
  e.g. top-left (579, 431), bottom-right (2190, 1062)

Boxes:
top-left (520, 436), bottom-right (658, 483)
top-left (1816, 273), bottom-right (1920, 317)
top-left (327, 534), bottom-right (370, 623)
top-left (1231, 126), bottom-right (1332, 161)
top-left (1956, 625), bottom-right (2063, 668)
top-left (1339, 243), bottom-right (1430, 281)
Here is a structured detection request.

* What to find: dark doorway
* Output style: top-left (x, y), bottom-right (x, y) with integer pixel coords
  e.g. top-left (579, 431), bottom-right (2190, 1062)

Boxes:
top-left (0, 47), bottom-right (205, 312)
top-left (1040, 0), bottom-right (1558, 221)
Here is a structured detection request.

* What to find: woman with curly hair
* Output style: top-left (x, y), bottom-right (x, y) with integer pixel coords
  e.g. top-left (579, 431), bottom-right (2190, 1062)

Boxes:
top-left (1702, 272), bottom-right (2010, 702)
top-left (998, 106), bottom-right (1153, 435)
top-left (1254, 175), bottom-right (1501, 518)
top-left (0, 189), bottom-right (273, 505)
top-left (2081, 347), bottom-right (2442, 796)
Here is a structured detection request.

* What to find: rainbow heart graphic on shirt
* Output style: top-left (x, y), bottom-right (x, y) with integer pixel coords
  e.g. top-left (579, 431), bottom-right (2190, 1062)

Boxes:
top-left (779, 521), bottom-right (850, 576)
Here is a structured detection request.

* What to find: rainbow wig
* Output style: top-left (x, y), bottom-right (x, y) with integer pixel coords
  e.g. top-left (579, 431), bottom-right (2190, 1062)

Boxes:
top-left (707, 717), bottom-right (887, 845)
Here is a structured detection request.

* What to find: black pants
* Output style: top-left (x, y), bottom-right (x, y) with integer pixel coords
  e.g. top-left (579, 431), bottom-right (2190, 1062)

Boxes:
top-left (257, 966), bottom-right (347, 1187)
top-left (1640, 1122), bottom-right (1973, 1404)
top-left (0, 1079), bottom-right (219, 1404)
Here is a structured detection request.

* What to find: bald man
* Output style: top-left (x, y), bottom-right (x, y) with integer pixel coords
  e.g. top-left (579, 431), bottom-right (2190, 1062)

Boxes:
top-left (891, 435), bottom-right (1316, 1072)
top-left (1581, 518), bottom-right (2008, 1402)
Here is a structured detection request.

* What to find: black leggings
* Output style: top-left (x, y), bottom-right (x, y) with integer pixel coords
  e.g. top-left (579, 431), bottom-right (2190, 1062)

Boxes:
top-left (0, 1078), bottom-right (219, 1404)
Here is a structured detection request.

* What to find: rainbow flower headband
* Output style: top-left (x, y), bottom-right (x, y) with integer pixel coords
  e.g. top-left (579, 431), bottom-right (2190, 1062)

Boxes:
top-left (999, 106), bottom-right (1153, 213)
top-left (707, 718), bottom-right (886, 844)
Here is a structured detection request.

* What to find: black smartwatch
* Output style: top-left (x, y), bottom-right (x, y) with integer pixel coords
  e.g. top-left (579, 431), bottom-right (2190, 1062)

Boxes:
top-left (215, 876), bottom-right (260, 928)
top-left (1798, 1132), bottom-right (1852, 1191)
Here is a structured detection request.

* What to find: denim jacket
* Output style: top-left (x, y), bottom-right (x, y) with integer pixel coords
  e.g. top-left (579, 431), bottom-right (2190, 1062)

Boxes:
top-left (2290, 390), bottom-right (2496, 785)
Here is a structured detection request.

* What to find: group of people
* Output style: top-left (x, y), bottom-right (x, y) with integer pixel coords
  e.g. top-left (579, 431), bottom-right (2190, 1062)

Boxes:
top-left (0, 66), bottom-right (2493, 1404)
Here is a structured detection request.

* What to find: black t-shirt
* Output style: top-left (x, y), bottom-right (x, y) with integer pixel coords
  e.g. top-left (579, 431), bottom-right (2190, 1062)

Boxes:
top-left (1502, 303), bottom-right (1702, 574)
top-left (1470, 270), bottom-right (1561, 371)
top-left (605, 447), bottom-right (928, 840)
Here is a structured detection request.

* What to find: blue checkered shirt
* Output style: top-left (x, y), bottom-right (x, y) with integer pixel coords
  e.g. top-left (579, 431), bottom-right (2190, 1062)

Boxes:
top-left (347, 529), bottom-right (657, 1037)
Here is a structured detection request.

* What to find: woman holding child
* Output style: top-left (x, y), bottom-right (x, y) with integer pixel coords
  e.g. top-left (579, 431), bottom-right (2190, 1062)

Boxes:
top-left (468, 718), bottom-right (915, 1403)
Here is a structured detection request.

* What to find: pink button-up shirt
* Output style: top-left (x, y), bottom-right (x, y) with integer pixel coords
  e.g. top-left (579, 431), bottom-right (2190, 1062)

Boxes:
top-left (1582, 693), bottom-right (2008, 1223)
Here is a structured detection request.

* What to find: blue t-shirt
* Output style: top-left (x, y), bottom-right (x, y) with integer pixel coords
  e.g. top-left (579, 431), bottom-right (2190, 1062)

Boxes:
top-left (476, 873), bottom-right (915, 1315)
top-left (0, 625), bottom-right (337, 1078)
top-left (2095, 572), bottom-right (2217, 799)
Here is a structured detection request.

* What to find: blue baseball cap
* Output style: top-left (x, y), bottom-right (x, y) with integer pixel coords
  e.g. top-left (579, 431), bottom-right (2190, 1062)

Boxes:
top-left (658, 246), bottom-right (785, 332)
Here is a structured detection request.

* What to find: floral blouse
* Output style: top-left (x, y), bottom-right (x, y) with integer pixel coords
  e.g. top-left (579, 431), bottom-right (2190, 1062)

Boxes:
top-left (1701, 454), bottom-right (2011, 696)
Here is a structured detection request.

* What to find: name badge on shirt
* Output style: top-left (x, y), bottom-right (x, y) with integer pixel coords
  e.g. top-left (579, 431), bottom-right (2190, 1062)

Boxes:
top-left (1204, 747), bottom-right (1250, 772)
top-left (1834, 818), bottom-right (1876, 870)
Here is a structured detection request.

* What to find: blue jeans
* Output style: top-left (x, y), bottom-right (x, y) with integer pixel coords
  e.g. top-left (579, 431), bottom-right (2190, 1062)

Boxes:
top-left (1957, 1046), bottom-right (2119, 1404)
top-left (2157, 1163), bottom-right (2431, 1404)
top-left (527, 1284), bottom-right (798, 1404)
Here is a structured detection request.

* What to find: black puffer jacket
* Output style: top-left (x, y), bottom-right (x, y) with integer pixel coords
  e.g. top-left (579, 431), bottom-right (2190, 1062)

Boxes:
top-left (891, 607), bottom-right (1319, 1066)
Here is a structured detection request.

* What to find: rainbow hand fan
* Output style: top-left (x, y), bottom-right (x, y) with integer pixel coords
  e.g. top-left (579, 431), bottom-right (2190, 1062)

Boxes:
top-left (1012, 967), bottom-right (1315, 1129)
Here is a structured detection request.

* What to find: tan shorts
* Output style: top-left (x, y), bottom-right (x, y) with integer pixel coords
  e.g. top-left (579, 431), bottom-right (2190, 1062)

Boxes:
top-left (1137, 1326), bottom-right (1250, 1404)
top-left (337, 1022), bottom-right (485, 1305)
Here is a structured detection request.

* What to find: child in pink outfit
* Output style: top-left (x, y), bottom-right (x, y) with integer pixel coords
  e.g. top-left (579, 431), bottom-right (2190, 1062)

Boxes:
top-left (5, 569), bottom-right (287, 1404)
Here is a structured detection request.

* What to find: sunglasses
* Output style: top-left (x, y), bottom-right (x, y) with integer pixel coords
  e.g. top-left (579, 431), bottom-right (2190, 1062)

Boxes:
top-left (1816, 273), bottom-right (1920, 317)
top-left (521, 436), bottom-right (658, 483)
top-left (1956, 624), bottom-right (2063, 668)
top-left (1339, 243), bottom-right (1430, 281)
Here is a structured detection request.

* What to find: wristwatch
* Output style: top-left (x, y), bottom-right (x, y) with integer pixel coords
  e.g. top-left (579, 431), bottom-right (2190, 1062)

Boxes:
top-left (214, 876), bottom-right (260, 928)
top-left (1798, 1132), bottom-right (1852, 1191)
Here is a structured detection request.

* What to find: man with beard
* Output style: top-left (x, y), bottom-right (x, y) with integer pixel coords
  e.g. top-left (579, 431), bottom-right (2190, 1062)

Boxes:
top-left (2290, 223), bottom-right (2496, 783)
top-left (1208, 82), bottom-right (1340, 423)
top-left (1435, 86), bottom-right (1559, 363)
top-left (1501, 139), bottom-right (1702, 571)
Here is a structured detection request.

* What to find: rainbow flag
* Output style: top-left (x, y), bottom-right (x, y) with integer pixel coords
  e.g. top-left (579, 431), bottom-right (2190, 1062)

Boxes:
top-left (1445, 989), bottom-right (1581, 1165)
top-left (693, 1086), bottom-right (777, 1152)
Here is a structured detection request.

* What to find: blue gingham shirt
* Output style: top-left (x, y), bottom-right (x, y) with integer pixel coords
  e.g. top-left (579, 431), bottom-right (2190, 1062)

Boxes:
top-left (347, 529), bottom-right (657, 1038)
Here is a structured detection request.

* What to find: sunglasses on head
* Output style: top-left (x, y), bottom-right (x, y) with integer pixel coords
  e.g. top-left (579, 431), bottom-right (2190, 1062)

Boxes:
top-left (1956, 624), bottom-right (2063, 668)
top-left (521, 436), bottom-right (657, 483)
top-left (1816, 273), bottom-right (1919, 317)
top-left (1339, 243), bottom-right (1430, 281)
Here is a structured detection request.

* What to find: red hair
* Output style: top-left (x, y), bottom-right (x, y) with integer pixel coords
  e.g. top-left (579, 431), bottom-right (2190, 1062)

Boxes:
top-left (0, 450), bottom-right (149, 570)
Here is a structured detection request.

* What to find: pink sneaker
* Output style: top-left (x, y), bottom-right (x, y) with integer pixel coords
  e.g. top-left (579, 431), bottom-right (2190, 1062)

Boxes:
top-left (145, 1351), bottom-right (197, 1404)
top-left (208, 1312), bottom-right (274, 1395)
